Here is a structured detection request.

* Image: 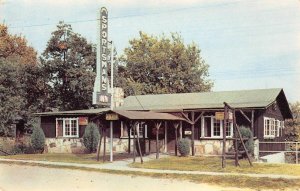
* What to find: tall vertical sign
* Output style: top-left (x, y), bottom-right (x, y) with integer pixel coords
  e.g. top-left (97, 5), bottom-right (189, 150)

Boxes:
top-left (93, 7), bottom-right (110, 106)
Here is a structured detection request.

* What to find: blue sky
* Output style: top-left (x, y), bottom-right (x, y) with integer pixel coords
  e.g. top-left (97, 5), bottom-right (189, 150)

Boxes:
top-left (1, 0), bottom-right (300, 102)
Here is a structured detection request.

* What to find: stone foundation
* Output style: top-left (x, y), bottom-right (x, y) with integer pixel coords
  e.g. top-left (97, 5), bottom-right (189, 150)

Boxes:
top-left (45, 137), bottom-right (232, 155)
top-left (45, 138), bottom-right (87, 154)
top-left (194, 139), bottom-right (233, 155)
top-left (44, 138), bottom-right (166, 154)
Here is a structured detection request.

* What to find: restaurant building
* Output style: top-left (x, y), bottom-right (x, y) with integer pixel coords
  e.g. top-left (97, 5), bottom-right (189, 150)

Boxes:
top-left (35, 88), bottom-right (292, 156)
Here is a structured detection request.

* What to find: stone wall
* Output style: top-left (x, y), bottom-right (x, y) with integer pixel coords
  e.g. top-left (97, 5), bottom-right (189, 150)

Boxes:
top-left (44, 138), bottom-right (165, 154)
top-left (194, 139), bottom-right (233, 155)
top-left (45, 138), bottom-right (136, 154)
top-left (45, 138), bottom-right (87, 154)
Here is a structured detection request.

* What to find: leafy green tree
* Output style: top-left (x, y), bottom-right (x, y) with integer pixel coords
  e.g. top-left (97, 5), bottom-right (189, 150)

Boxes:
top-left (83, 123), bottom-right (100, 153)
top-left (0, 60), bottom-right (25, 136)
top-left (30, 126), bottom-right (45, 153)
top-left (119, 32), bottom-right (213, 96)
top-left (0, 24), bottom-right (47, 135)
top-left (41, 21), bottom-right (96, 110)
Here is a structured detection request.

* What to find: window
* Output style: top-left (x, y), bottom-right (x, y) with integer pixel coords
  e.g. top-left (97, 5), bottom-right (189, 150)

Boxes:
top-left (264, 117), bottom-right (284, 139)
top-left (130, 122), bottom-right (147, 138)
top-left (56, 118), bottom-right (79, 138)
top-left (275, 120), bottom-right (280, 137)
top-left (213, 119), bottom-right (221, 137)
top-left (264, 117), bottom-right (273, 138)
top-left (225, 121), bottom-right (233, 137)
top-left (201, 116), bottom-right (233, 138)
top-left (120, 121), bottom-right (147, 138)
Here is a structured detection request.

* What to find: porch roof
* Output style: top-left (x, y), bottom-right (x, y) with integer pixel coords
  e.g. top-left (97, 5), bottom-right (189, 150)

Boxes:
top-left (113, 110), bottom-right (185, 121)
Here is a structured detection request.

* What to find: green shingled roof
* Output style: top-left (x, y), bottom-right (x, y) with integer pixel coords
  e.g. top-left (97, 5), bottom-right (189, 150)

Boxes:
top-left (120, 88), bottom-right (283, 111)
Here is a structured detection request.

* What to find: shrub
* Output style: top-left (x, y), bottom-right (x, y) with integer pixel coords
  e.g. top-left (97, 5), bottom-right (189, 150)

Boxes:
top-left (11, 143), bottom-right (25, 154)
top-left (177, 138), bottom-right (191, 156)
top-left (83, 123), bottom-right (100, 153)
top-left (30, 126), bottom-right (45, 153)
top-left (239, 126), bottom-right (254, 155)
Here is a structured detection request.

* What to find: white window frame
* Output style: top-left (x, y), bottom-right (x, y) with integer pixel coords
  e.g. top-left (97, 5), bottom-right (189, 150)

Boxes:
top-left (212, 117), bottom-right (222, 138)
top-left (201, 116), bottom-right (233, 138)
top-left (56, 117), bottom-right (79, 138)
top-left (264, 117), bottom-right (284, 139)
top-left (130, 122), bottom-right (148, 138)
top-left (120, 121), bottom-right (148, 138)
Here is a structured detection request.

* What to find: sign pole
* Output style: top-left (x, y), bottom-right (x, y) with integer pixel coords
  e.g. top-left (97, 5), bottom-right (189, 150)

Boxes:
top-left (109, 42), bottom-right (114, 162)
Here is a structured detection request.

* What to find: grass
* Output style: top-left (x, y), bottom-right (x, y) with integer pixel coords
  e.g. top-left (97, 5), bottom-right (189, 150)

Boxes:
top-left (0, 160), bottom-right (299, 190)
top-left (1, 154), bottom-right (300, 189)
top-left (0, 153), bottom-right (103, 164)
top-left (131, 156), bottom-right (300, 176)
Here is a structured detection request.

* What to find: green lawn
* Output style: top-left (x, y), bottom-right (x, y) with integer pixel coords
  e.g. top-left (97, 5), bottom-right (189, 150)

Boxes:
top-left (131, 156), bottom-right (300, 176)
top-left (0, 153), bottom-right (102, 164)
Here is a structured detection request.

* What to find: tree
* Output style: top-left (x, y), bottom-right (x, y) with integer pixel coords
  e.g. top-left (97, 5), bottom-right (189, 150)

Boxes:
top-left (41, 21), bottom-right (96, 111)
top-left (0, 60), bottom-right (25, 136)
top-left (118, 32), bottom-right (213, 96)
top-left (0, 24), bottom-right (47, 136)
top-left (0, 24), bottom-right (37, 65)
top-left (83, 123), bottom-right (100, 153)
top-left (285, 102), bottom-right (300, 141)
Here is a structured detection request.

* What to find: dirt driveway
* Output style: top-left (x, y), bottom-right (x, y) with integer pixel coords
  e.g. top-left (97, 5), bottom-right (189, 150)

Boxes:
top-left (0, 163), bottom-right (249, 191)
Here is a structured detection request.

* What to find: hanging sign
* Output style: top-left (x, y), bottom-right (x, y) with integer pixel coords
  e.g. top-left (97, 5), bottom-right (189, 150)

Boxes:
top-left (184, 130), bottom-right (192, 135)
top-left (215, 112), bottom-right (225, 120)
top-left (79, 117), bottom-right (88, 126)
top-left (106, 113), bottom-right (119, 121)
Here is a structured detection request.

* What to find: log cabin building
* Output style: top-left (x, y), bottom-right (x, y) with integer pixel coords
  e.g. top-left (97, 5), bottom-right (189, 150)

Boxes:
top-left (35, 88), bottom-right (292, 156)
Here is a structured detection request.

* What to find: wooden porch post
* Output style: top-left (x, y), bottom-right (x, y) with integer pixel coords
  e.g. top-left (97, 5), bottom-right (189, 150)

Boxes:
top-left (191, 111), bottom-right (195, 156)
top-left (251, 110), bottom-right (254, 135)
top-left (103, 126), bottom-right (106, 162)
top-left (222, 106), bottom-right (227, 168)
top-left (233, 109), bottom-right (239, 167)
top-left (127, 122), bottom-right (131, 154)
top-left (132, 123), bottom-right (136, 163)
top-left (155, 122), bottom-right (162, 159)
top-left (135, 122), bottom-right (143, 163)
top-left (164, 121), bottom-right (167, 153)
top-left (173, 122), bottom-right (179, 156)
top-left (143, 123), bottom-right (146, 156)
top-left (96, 121), bottom-right (102, 161)
top-left (179, 121), bottom-right (183, 139)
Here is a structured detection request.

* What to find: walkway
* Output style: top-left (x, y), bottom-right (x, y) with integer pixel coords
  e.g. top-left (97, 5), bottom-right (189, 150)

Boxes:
top-left (0, 155), bottom-right (299, 180)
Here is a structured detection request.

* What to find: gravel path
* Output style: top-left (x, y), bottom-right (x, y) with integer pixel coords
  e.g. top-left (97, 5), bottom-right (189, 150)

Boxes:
top-left (0, 163), bottom-right (248, 191)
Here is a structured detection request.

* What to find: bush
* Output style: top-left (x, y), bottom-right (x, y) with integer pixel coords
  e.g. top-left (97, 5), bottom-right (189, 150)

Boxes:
top-left (11, 142), bottom-right (34, 154)
top-left (83, 123), bottom-right (100, 153)
top-left (30, 126), bottom-right (45, 153)
top-left (239, 126), bottom-right (254, 155)
top-left (177, 138), bottom-right (191, 156)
